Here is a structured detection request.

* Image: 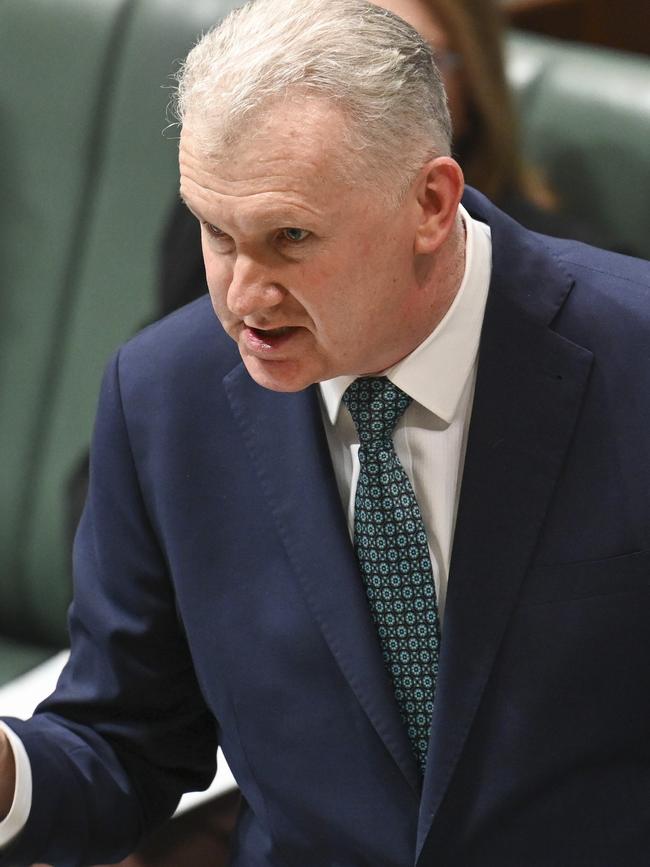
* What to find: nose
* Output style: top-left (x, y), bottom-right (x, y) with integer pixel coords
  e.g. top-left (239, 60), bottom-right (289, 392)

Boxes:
top-left (226, 253), bottom-right (285, 319)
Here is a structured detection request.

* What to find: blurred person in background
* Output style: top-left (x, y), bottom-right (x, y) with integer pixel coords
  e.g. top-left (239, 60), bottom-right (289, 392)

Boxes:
top-left (377, 0), bottom-right (533, 204)
top-left (373, 0), bottom-right (607, 238)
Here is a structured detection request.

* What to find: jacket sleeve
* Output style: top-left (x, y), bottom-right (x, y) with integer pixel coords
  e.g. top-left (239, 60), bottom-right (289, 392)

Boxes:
top-left (0, 349), bottom-right (218, 867)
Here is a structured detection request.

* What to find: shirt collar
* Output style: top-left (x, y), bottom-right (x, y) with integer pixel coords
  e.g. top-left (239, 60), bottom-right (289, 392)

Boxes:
top-left (319, 205), bottom-right (492, 425)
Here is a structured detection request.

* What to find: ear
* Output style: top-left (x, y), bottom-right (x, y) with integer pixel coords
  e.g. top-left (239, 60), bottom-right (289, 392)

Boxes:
top-left (413, 157), bottom-right (464, 254)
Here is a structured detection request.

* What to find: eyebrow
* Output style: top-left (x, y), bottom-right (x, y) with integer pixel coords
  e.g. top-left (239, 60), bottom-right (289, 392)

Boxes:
top-left (178, 187), bottom-right (317, 232)
top-left (177, 192), bottom-right (205, 225)
top-left (178, 190), bottom-right (193, 212)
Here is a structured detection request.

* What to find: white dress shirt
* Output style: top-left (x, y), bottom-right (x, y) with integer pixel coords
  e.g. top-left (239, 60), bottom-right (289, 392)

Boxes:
top-left (0, 206), bottom-right (491, 848)
top-left (319, 206), bottom-right (491, 623)
top-left (0, 721), bottom-right (32, 846)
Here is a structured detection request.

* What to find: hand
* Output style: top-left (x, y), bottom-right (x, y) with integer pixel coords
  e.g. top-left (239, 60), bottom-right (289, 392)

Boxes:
top-left (0, 729), bottom-right (16, 821)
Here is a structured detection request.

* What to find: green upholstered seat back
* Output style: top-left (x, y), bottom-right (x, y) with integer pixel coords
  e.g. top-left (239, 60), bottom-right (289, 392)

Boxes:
top-left (506, 32), bottom-right (650, 260)
top-left (0, 0), bottom-right (236, 670)
top-left (0, 0), bottom-right (136, 653)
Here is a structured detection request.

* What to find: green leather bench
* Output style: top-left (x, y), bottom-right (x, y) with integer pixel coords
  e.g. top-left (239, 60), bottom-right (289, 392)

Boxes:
top-left (0, 1), bottom-right (649, 688)
top-left (507, 31), bottom-right (650, 259)
top-left (0, 0), bottom-right (237, 685)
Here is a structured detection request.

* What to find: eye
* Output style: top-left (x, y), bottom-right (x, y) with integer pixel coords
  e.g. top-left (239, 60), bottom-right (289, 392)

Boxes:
top-left (280, 227), bottom-right (310, 243)
top-left (203, 222), bottom-right (227, 239)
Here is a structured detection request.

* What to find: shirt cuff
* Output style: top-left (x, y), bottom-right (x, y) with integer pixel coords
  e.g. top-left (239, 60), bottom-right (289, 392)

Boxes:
top-left (0, 721), bottom-right (32, 847)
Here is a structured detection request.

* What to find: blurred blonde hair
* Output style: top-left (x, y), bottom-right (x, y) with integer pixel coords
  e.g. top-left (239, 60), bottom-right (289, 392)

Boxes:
top-left (430, 0), bottom-right (554, 207)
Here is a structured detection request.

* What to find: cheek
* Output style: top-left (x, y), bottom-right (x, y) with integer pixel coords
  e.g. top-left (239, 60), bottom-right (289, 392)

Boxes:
top-left (203, 254), bottom-right (233, 315)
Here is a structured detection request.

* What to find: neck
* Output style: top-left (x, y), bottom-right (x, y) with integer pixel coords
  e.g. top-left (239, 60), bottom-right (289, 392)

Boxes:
top-left (420, 213), bottom-right (466, 335)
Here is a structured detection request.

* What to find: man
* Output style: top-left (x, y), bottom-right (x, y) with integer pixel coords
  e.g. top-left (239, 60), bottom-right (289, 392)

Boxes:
top-left (1, 0), bottom-right (649, 864)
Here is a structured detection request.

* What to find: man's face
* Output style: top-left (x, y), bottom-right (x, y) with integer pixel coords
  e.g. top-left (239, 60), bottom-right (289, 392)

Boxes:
top-left (180, 101), bottom-right (438, 392)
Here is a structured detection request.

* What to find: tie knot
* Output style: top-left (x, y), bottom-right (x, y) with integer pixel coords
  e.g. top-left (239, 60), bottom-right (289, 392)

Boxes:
top-left (342, 377), bottom-right (412, 445)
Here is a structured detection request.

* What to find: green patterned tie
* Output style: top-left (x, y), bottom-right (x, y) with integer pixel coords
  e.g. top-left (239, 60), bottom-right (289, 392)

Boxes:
top-left (343, 376), bottom-right (440, 774)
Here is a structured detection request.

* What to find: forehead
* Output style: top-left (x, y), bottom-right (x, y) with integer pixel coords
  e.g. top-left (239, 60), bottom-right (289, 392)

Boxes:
top-left (179, 99), bottom-right (355, 218)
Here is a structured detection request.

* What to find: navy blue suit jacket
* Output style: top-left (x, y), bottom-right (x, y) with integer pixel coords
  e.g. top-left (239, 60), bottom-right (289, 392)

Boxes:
top-left (3, 189), bottom-right (650, 866)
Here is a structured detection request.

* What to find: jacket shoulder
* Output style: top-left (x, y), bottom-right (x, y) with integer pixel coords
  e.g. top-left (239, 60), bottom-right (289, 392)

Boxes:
top-left (541, 238), bottom-right (650, 362)
top-left (118, 295), bottom-right (240, 386)
top-left (549, 237), bottom-right (650, 295)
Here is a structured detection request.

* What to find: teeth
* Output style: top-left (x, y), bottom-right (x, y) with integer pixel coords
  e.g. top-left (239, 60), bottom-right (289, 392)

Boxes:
top-left (255, 326), bottom-right (290, 336)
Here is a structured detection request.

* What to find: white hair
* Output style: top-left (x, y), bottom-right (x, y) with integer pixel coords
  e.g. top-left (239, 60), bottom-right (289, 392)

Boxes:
top-left (172, 0), bottom-right (452, 197)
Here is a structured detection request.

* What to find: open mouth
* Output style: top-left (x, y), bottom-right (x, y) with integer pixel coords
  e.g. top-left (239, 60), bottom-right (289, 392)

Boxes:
top-left (244, 325), bottom-right (297, 352)
top-left (249, 326), bottom-right (292, 339)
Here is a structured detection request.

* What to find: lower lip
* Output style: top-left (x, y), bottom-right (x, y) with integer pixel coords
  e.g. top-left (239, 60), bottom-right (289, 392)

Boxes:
top-left (243, 326), bottom-right (297, 354)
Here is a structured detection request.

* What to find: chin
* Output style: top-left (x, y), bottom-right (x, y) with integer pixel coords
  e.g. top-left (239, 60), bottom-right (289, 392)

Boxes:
top-left (242, 356), bottom-right (316, 393)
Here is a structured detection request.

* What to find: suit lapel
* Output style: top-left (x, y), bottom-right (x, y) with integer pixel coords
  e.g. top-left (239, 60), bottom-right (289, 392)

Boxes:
top-left (416, 196), bottom-right (594, 859)
top-left (224, 366), bottom-right (421, 793)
